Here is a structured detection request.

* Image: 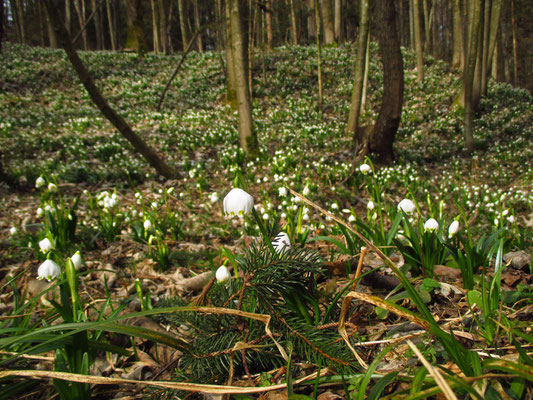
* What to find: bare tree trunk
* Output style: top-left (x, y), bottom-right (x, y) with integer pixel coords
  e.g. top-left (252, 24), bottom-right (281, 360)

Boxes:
top-left (177, 0), bottom-right (188, 51)
top-left (16, 0), bottom-right (25, 43)
top-left (346, 0), bottom-right (369, 141)
top-left (334, 0), bottom-right (341, 43)
top-left (480, 0), bottom-right (491, 97)
top-left (44, 3), bottom-right (58, 48)
top-left (1, 0), bottom-right (5, 52)
top-left (228, 0), bottom-right (258, 155)
top-left (151, 0), bottom-right (160, 52)
top-left (65, 0), bottom-right (72, 34)
top-left (106, 0), bottom-right (116, 50)
top-left (289, 0), bottom-right (298, 45)
top-left (124, 0), bottom-right (147, 52)
top-left (307, 0), bottom-right (316, 40)
top-left (265, 0), bottom-right (273, 51)
top-left (321, 0), bottom-right (335, 44)
top-left (451, 0), bottom-right (463, 70)
top-left (37, 0), bottom-right (46, 47)
top-left (91, 0), bottom-right (103, 49)
top-left (193, 0), bottom-right (203, 51)
top-left (409, 0), bottom-right (415, 49)
top-left (413, 0), bottom-right (424, 82)
top-left (225, 0), bottom-right (237, 108)
top-left (369, 0), bottom-right (404, 164)
top-left (485, 0), bottom-right (502, 90)
top-left (74, 0), bottom-right (88, 49)
top-left (314, 0), bottom-right (323, 108)
top-left (463, 0), bottom-right (481, 153)
top-left (43, 0), bottom-right (175, 178)
top-left (158, 0), bottom-right (168, 53)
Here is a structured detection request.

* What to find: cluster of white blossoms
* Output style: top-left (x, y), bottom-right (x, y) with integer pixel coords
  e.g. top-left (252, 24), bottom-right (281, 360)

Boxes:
top-left (97, 191), bottom-right (118, 209)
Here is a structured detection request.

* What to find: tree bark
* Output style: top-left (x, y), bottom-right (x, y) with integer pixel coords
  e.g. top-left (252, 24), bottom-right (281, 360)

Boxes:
top-left (0, 0), bottom-right (4, 53)
top-left (124, 0), bottom-right (147, 52)
top-left (106, 0), bottom-right (116, 50)
top-left (158, 0), bottom-right (168, 53)
top-left (228, 0), bottom-right (258, 155)
top-left (289, 0), bottom-right (298, 45)
top-left (451, 0), bottom-right (464, 70)
top-left (225, 0), bottom-right (237, 108)
top-left (413, 0), bottom-right (424, 82)
top-left (334, 0), bottom-right (341, 43)
top-left (307, 0), bottom-right (316, 40)
top-left (265, 0), bottom-right (273, 51)
top-left (43, 0), bottom-right (175, 178)
top-left (193, 0), bottom-right (203, 51)
top-left (44, 3), bottom-right (58, 48)
top-left (16, 0), bottom-right (25, 43)
top-left (177, 0), bottom-right (188, 51)
top-left (74, 0), bottom-right (88, 49)
top-left (321, 0), bottom-right (335, 44)
top-left (151, 0), bottom-right (160, 52)
top-left (369, 0), bottom-right (404, 164)
top-left (314, 0), bottom-right (323, 108)
top-left (65, 0), bottom-right (72, 34)
top-left (346, 0), bottom-right (369, 140)
top-left (463, 0), bottom-right (481, 153)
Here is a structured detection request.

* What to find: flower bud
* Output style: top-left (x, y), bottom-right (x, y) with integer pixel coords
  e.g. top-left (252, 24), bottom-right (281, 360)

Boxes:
top-left (215, 265), bottom-right (231, 283)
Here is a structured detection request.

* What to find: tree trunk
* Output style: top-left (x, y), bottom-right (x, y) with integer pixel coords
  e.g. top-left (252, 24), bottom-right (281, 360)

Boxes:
top-left (413, 0), bottom-right (424, 82)
top-left (151, 0), bottom-right (160, 52)
top-left (289, 0), bottom-right (298, 45)
top-left (480, 0), bottom-right (491, 97)
top-left (106, 0), bottom-right (116, 50)
top-left (91, 0), bottom-right (103, 49)
top-left (43, 0), bottom-right (175, 178)
top-left (321, 0), bottom-right (335, 44)
top-left (265, 0), bottom-right (273, 51)
top-left (44, 3), bottom-right (58, 48)
top-left (158, 0), bottom-right (168, 53)
top-left (16, 0), bottom-right (25, 43)
top-left (124, 0), bottom-right (147, 52)
top-left (225, 0), bottom-right (237, 108)
top-left (193, 0), bottom-right (203, 51)
top-left (65, 0), bottom-right (72, 34)
top-left (38, 0), bottom-right (46, 47)
top-left (307, 0), bottom-right (316, 40)
top-left (228, 0), bottom-right (258, 155)
top-left (483, 0), bottom-right (502, 95)
top-left (0, 0), bottom-right (4, 52)
top-left (346, 0), bottom-right (369, 141)
top-left (314, 0), bottom-right (323, 108)
top-left (334, 0), bottom-right (341, 43)
top-left (369, 0), bottom-right (404, 164)
top-left (74, 0), bottom-right (88, 49)
top-left (463, 0), bottom-right (481, 153)
top-left (177, 0), bottom-right (188, 51)
top-left (451, 0), bottom-right (463, 70)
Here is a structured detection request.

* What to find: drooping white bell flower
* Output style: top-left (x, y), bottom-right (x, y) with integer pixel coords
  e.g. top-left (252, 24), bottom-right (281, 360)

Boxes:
top-left (302, 186), bottom-right (310, 196)
top-left (223, 188), bottom-right (254, 218)
top-left (48, 183), bottom-right (58, 192)
top-left (397, 199), bottom-right (416, 214)
top-left (272, 232), bottom-right (291, 253)
top-left (71, 251), bottom-right (83, 270)
top-left (448, 220), bottom-right (460, 238)
top-left (424, 218), bottom-right (439, 232)
top-left (39, 238), bottom-right (53, 253)
top-left (35, 176), bottom-right (45, 189)
top-left (209, 192), bottom-right (219, 203)
top-left (278, 187), bottom-right (288, 197)
top-left (367, 200), bottom-right (375, 210)
top-left (37, 259), bottom-right (61, 282)
top-left (359, 164), bottom-right (372, 175)
top-left (143, 219), bottom-right (152, 230)
top-left (9, 227), bottom-right (17, 235)
top-left (215, 265), bottom-right (231, 283)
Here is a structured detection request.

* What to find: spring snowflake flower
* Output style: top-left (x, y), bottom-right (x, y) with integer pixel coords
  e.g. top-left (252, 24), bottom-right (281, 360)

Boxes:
top-left (48, 183), bottom-right (58, 192)
top-left (39, 238), bottom-right (53, 253)
top-left (367, 200), bottom-right (375, 210)
top-left (348, 215), bottom-right (356, 222)
top-left (35, 176), bottom-right (45, 189)
top-left (143, 220), bottom-right (152, 230)
top-left (507, 215), bottom-right (515, 224)
top-left (272, 232), bottom-right (291, 253)
top-left (359, 164), bottom-right (372, 175)
top-left (448, 220), bottom-right (460, 238)
top-left (302, 186), bottom-right (310, 196)
top-left (71, 251), bottom-right (82, 270)
top-left (37, 207), bottom-right (44, 217)
top-left (424, 218), bottom-right (439, 232)
top-left (278, 187), bottom-right (288, 197)
top-left (215, 265), bottom-right (231, 283)
top-left (9, 227), bottom-right (17, 235)
top-left (223, 188), bottom-right (254, 218)
top-left (37, 259), bottom-right (61, 282)
top-left (398, 199), bottom-right (416, 214)
top-left (209, 192), bottom-right (219, 203)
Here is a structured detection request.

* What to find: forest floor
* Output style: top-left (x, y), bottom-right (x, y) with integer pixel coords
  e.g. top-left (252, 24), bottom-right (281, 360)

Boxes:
top-left (0, 43), bottom-right (532, 399)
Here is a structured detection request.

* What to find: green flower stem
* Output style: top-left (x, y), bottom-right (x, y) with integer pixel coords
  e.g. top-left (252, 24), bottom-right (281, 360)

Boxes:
top-left (251, 207), bottom-right (276, 253)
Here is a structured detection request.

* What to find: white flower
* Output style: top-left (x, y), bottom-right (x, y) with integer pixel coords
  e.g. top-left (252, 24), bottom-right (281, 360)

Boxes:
top-left (348, 215), bottom-right (356, 222)
top-left (37, 207), bottom-right (44, 217)
top-left (398, 199), bottom-right (416, 214)
top-left (272, 232), bottom-right (291, 253)
top-left (35, 176), bottom-right (45, 188)
top-left (48, 183), bottom-right (58, 192)
top-left (71, 251), bottom-right (82, 270)
top-left (448, 221), bottom-right (460, 238)
top-left (39, 238), bottom-right (53, 253)
top-left (215, 265), bottom-right (231, 283)
top-left (507, 215), bottom-right (515, 224)
top-left (37, 259), bottom-right (61, 282)
top-left (302, 186), bottom-right (310, 196)
top-left (367, 200), bottom-right (375, 210)
top-left (209, 192), bottom-right (219, 203)
top-left (424, 218), bottom-right (439, 232)
top-left (223, 188), bottom-right (254, 218)
top-left (143, 220), bottom-right (152, 230)
top-left (9, 227), bottom-right (17, 235)
top-left (331, 203), bottom-right (338, 210)
top-left (359, 164), bottom-right (372, 175)
top-left (278, 187), bottom-right (288, 197)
